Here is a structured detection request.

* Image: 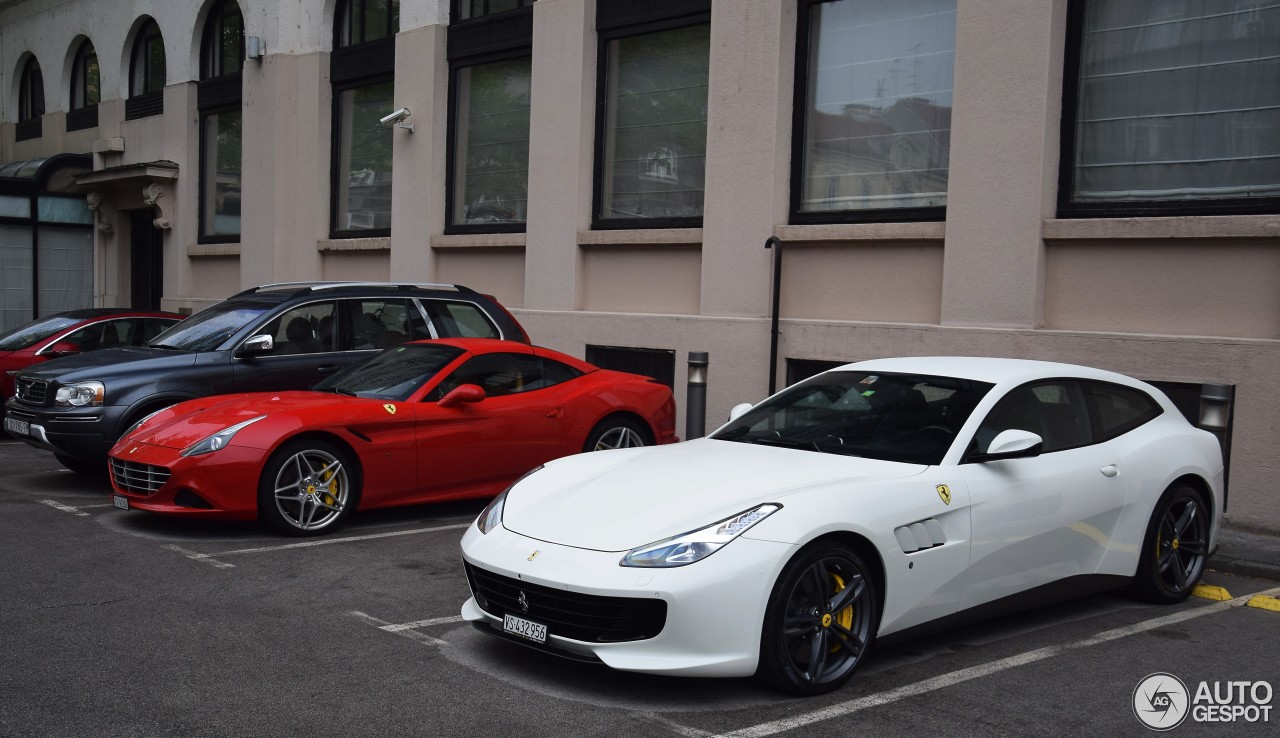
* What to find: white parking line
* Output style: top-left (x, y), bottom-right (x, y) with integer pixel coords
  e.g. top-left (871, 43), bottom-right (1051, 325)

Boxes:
top-left (38, 499), bottom-right (91, 517)
top-left (351, 611), bottom-right (449, 646)
top-left (381, 615), bottom-right (465, 632)
top-left (207, 522), bottom-right (471, 557)
top-left (710, 584), bottom-right (1280, 738)
top-left (163, 544), bottom-right (235, 569)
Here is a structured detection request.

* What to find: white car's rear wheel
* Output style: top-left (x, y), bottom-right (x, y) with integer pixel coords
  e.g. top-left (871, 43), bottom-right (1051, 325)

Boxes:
top-left (1133, 483), bottom-right (1209, 603)
top-left (758, 542), bottom-right (878, 695)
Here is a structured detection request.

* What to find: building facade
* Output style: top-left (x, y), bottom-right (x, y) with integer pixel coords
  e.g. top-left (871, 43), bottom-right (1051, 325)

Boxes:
top-left (2, 0), bottom-right (1278, 530)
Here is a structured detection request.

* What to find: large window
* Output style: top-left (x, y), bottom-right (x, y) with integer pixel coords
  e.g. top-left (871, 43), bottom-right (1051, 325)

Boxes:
top-left (447, 1), bottom-right (534, 232)
top-left (1061, 0), bottom-right (1280, 216)
top-left (17, 56), bottom-right (44, 141)
top-left (792, 0), bottom-right (956, 223)
top-left (67, 39), bottom-right (100, 132)
top-left (331, 0), bottom-right (398, 237)
top-left (127, 18), bottom-right (166, 119)
top-left (199, 0), bottom-right (244, 241)
top-left (595, 21), bottom-right (710, 227)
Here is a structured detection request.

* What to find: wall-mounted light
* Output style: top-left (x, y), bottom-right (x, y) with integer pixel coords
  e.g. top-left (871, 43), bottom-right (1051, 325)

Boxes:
top-left (380, 107), bottom-right (414, 133)
top-left (246, 36), bottom-right (265, 62)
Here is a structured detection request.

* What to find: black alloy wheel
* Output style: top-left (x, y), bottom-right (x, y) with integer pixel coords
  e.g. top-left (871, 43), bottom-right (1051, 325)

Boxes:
top-left (1133, 483), bottom-right (1210, 603)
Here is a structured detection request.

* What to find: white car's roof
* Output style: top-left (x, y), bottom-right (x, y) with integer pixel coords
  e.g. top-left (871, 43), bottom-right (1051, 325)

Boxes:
top-left (833, 356), bottom-right (1146, 388)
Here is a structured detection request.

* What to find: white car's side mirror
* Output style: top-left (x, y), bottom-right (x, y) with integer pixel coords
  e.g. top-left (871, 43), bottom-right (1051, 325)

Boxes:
top-left (981, 429), bottom-right (1044, 460)
top-left (728, 402), bottom-right (754, 422)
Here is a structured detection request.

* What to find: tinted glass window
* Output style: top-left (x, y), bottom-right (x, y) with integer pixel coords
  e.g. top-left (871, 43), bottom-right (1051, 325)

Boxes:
top-left (539, 358), bottom-right (582, 388)
top-left (256, 302), bottom-right (336, 355)
top-left (713, 370), bottom-right (993, 465)
top-left (1087, 381), bottom-right (1163, 441)
top-left (343, 299), bottom-right (425, 350)
top-left (434, 353), bottom-right (542, 399)
top-left (421, 300), bottom-right (499, 339)
top-left (0, 316), bottom-right (79, 350)
top-left (975, 381), bottom-right (1093, 454)
top-left (318, 343), bottom-right (463, 401)
top-left (150, 302), bottom-right (273, 352)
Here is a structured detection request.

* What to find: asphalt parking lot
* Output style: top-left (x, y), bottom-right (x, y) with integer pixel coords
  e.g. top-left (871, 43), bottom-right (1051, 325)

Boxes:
top-left (2, 438), bottom-right (1278, 737)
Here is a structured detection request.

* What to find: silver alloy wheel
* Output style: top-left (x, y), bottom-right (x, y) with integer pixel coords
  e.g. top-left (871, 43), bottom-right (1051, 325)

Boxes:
top-left (592, 426), bottom-right (645, 451)
top-left (272, 448), bottom-right (349, 531)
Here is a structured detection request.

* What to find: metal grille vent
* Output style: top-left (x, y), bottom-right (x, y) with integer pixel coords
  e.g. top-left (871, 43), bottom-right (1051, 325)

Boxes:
top-left (894, 519), bottom-right (947, 553)
top-left (15, 378), bottom-right (48, 404)
top-left (110, 458), bottom-right (171, 495)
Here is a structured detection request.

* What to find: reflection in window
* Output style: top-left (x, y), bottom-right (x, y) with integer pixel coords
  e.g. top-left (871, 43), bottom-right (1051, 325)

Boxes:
top-left (202, 110), bottom-right (242, 237)
top-left (202, 0), bottom-right (244, 79)
top-left (18, 56), bottom-right (44, 121)
top-left (130, 19), bottom-right (166, 96)
top-left (338, 0), bottom-right (399, 47)
top-left (335, 82), bottom-right (395, 232)
top-left (453, 57), bottom-right (531, 226)
top-left (798, 0), bottom-right (955, 215)
top-left (1069, 0), bottom-right (1280, 206)
top-left (598, 24), bottom-right (710, 223)
top-left (456, 0), bottom-right (532, 22)
top-left (71, 41), bottom-right (99, 110)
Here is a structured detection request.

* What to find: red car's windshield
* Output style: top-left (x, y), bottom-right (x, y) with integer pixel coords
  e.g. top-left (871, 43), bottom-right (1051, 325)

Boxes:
top-left (0, 315), bottom-right (80, 351)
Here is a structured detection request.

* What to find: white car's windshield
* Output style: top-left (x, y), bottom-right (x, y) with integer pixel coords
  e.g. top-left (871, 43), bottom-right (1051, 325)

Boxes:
top-left (712, 370), bottom-right (994, 465)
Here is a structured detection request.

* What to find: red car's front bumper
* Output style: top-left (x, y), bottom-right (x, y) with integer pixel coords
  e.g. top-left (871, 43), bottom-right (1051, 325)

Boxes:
top-left (108, 441), bottom-right (266, 520)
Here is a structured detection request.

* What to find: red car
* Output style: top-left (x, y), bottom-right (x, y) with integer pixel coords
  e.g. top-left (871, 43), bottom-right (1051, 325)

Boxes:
top-left (108, 338), bottom-right (677, 535)
top-left (1, 308), bottom-right (183, 410)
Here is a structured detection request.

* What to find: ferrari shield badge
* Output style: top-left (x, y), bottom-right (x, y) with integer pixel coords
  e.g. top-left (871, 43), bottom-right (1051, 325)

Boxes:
top-left (527, 550), bottom-right (540, 561)
top-left (383, 403), bottom-right (397, 415)
top-left (936, 484), bottom-right (952, 505)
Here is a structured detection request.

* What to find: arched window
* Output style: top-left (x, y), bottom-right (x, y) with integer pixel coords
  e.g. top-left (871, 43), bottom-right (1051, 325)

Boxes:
top-left (330, 0), bottom-right (399, 237)
top-left (198, 0), bottom-right (245, 241)
top-left (70, 40), bottom-right (99, 110)
top-left (127, 18), bottom-right (166, 119)
top-left (202, 0), bottom-right (244, 80)
top-left (18, 56), bottom-right (44, 122)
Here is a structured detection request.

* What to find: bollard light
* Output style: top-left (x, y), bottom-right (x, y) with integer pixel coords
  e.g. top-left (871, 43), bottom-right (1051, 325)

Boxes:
top-left (686, 352), bottom-right (709, 439)
top-left (1198, 383), bottom-right (1232, 431)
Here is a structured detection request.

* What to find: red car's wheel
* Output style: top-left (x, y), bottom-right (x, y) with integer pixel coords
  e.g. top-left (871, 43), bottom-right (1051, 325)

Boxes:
top-left (259, 439), bottom-right (358, 536)
top-left (583, 416), bottom-right (651, 452)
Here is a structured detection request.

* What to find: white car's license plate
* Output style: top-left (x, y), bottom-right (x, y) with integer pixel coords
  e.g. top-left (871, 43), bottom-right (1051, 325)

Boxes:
top-left (113, 495), bottom-right (130, 510)
top-left (503, 613), bottom-right (547, 644)
top-left (3, 417), bottom-right (29, 436)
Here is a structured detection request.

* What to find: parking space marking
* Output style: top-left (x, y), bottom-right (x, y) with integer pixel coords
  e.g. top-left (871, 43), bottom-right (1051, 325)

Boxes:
top-left (639, 713), bottom-right (718, 738)
top-left (381, 615), bottom-right (465, 632)
top-left (39, 499), bottom-right (91, 517)
top-left (708, 584), bottom-right (1280, 738)
top-left (163, 544), bottom-right (236, 569)
top-left (351, 611), bottom-right (448, 646)
top-left (204, 522), bottom-right (471, 558)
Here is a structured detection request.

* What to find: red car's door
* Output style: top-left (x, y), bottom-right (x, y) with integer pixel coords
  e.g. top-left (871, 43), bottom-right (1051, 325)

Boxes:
top-left (413, 353), bottom-right (571, 500)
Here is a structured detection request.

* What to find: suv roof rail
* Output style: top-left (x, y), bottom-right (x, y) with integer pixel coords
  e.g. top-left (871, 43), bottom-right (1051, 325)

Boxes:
top-left (231, 281), bottom-right (477, 298)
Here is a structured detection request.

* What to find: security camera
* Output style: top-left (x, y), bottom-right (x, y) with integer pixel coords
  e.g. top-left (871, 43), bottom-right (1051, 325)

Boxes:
top-left (381, 106), bottom-right (412, 126)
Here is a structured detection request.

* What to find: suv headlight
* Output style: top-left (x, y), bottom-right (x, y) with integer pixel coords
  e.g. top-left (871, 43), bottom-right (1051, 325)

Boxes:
top-left (55, 381), bottom-right (105, 407)
top-left (180, 415), bottom-right (266, 457)
top-left (620, 504), bottom-right (781, 568)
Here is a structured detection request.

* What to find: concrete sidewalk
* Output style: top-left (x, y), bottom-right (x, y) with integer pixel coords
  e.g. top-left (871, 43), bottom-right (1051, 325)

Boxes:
top-left (1212, 526), bottom-right (1280, 581)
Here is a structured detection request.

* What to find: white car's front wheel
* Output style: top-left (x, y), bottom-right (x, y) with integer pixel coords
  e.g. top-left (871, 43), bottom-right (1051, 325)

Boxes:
top-left (757, 542), bottom-right (879, 695)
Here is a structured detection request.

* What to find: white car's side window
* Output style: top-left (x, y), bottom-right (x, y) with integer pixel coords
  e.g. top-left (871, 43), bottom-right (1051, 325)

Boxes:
top-left (975, 381), bottom-right (1093, 454)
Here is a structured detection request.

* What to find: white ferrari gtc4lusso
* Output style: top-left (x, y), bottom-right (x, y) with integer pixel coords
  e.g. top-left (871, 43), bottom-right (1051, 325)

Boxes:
top-left (459, 357), bottom-right (1223, 695)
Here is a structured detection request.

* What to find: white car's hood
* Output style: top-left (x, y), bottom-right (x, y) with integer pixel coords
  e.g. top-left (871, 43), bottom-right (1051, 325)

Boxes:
top-left (501, 438), bottom-right (926, 551)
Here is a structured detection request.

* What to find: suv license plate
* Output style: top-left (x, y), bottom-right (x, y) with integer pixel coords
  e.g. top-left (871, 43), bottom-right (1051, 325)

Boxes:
top-left (503, 613), bottom-right (547, 644)
top-left (4, 417), bottom-right (29, 436)
top-left (113, 495), bottom-right (130, 510)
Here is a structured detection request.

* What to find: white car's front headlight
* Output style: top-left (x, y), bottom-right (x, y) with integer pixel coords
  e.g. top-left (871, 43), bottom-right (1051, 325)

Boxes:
top-left (475, 465), bottom-right (544, 534)
top-left (620, 504), bottom-right (782, 568)
top-left (180, 415), bottom-right (266, 457)
top-left (55, 381), bottom-right (104, 407)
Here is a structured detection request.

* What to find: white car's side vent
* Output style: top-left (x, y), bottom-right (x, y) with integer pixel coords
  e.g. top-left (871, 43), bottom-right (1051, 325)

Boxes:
top-left (894, 519), bottom-right (947, 554)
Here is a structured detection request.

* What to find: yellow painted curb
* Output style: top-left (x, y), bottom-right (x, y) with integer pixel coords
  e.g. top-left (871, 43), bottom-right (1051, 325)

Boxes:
top-left (1192, 584), bottom-right (1232, 601)
top-left (1246, 595), bottom-right (1280, 613)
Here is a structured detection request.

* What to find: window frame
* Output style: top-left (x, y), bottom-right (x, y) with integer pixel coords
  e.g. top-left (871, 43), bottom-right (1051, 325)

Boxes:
top-left (789, 0), bottom-right (954, 225)
top-left (18, 56), bottom-right (44, 123)
top-left (329, 74), bottom-right (396, 239)
top-left (129, 18), bottom-right (166, 97)
top-left (1057, 0), bottom-right (1280, 218)
top-left (591, 13), bottom-right (713, 231)
top-left (451, 0), bottom-right (534, 23)
top-left (336, 0), bottom-right (399, 49)
top-left (445, 1), bottom-right (535, 235)
top-left (198, 1), bottom-right (245, 244)
top-left (69, 40), bottom-right (99, 112)
top-left (201, 0), bottom-right (245, 81)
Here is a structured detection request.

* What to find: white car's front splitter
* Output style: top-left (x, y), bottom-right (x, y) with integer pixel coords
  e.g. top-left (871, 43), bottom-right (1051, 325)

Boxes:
top-left (459, 522), bottom-right (796, 678)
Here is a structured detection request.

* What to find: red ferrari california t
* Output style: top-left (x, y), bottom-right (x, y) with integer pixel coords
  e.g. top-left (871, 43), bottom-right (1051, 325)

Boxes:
top-left (108, 338), bottom-right (677, 535)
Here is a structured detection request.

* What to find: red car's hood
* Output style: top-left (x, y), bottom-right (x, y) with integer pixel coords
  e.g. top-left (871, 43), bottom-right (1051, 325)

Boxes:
top-left (123, 391), bottom-right (375, 451)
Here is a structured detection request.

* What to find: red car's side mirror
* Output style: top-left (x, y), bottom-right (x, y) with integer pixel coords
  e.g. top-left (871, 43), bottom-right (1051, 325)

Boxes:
top-left (44, 341), bottom-right (81, 357)
top-left (438, 384), bottom-right (486, 408)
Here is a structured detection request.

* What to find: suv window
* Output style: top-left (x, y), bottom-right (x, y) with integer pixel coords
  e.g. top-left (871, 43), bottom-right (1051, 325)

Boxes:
top-left (152, 301), bottom-right (276, 351)
top-left (342, 299), bottom-right (429, 351)
top-left (1086, 381), bottom-right (1163, 442)
top-left (256, 302), bottom-right (336, 355)
top-left (421, 300), bottom-right (499, 339)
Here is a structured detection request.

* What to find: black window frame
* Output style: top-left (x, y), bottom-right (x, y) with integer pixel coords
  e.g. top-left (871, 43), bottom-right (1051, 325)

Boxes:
top-left (1057, 0), bottom-right (1280, 218)
top-left (198, 0), bottom-right (245, 245)
top-left (126, 18), bottom-right (166, 120)
top-left (67, 39), bottom-right (99, 132)
top-left (452, 0), bottom-right (534, 23)
top-left (1082, 379), bottom-right (1164, 443)
top-left (330, 1), bottom-right (398, 240)
top-left (16, 55), bottom-right (44, 141)
top-left (337, 0), bottom-right (400, 48)
top-left (789, 0), bottom-right (953, 226)
top-left (591, 1), bottom-right (712, 231)
top-left (445, 4), bottom-right (534, 235)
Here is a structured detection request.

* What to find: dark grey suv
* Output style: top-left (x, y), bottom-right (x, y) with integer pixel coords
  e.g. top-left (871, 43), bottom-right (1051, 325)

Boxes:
top-left (5, 282), bottom-right (528, 474)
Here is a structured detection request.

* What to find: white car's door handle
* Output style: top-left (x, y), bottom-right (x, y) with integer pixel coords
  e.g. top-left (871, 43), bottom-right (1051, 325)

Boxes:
top-left (1100, 464), bottom-right (1119, 478)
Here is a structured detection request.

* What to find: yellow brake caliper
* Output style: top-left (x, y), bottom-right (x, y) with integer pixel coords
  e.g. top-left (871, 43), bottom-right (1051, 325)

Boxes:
top-left (321, 469), bottom-right (338, 506)
top-left (827, 573), bottom-right (855, 652)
